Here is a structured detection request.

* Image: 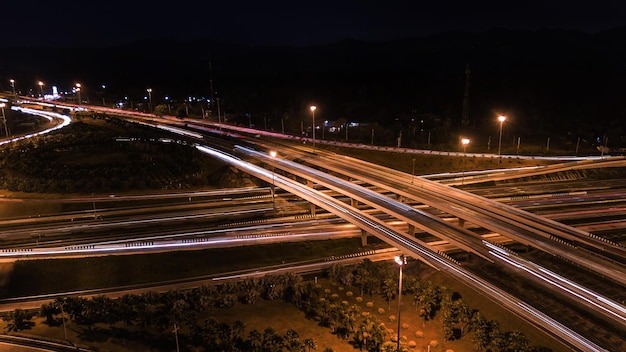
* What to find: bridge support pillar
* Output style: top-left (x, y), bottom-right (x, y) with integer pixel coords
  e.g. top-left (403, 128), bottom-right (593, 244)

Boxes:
top-left (307, 180), bottom-right (316, 216)
top-left (407, 224), bottom-right (416, 237)
top-left (361, 229), bottom-right (368, 246)
top-left (458, 218), bottom-right (465, 227)
top-left (351, 198), bottom-right (358, 208)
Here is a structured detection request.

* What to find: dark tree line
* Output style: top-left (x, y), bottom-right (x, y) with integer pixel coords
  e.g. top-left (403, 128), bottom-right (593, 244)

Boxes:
top-left (0, 115), bottom-right (217, 193)
top-left (0, 259), bottom-right (554, 352)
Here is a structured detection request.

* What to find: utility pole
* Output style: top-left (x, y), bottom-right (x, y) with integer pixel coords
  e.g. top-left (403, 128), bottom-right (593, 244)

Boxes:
top-left (462, 63), bottom-right (471, 128)
top-left (173, 323), bottom-right (180, 352)
top-left (209, 61), bottom-right (215, 111)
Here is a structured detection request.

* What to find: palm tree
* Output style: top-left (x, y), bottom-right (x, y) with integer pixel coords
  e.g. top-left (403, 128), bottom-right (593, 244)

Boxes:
top-left (248, 329), bottom-right (262, 351)
top-left (39, 303), bottom-right (60, 326)
top-left (4, 309), bottom-right (32, 332)
top-left (382, 277), bottom-right (398, 310)
top-left (354, 266), bottom-right (370, 297)
top-left (232, 320), bottom-right (246, 346)
top-left (304, 337), bottom-right (318, 351)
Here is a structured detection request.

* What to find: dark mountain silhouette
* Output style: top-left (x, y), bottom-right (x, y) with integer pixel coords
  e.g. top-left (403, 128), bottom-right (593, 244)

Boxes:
top-left (2, 27), bottom-right (626, 146)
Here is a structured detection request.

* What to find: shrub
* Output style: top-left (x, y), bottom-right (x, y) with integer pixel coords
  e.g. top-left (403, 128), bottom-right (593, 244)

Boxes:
top-left (377, 308), bottom-right (385, 314)
top-left (366, 301), bottom-right (374, 308)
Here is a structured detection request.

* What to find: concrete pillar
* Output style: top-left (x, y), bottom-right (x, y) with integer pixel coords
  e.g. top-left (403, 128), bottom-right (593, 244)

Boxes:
top-left (361, 229), bottom-right (368, 246)
top-left (308, 179), bottom-right (316, 216)
top-left (458, 218), bottom-right (465, 227)
top-left (407, 224), bottom-right (415, 237)
top-left (351, 198), bottom-right (358, 207)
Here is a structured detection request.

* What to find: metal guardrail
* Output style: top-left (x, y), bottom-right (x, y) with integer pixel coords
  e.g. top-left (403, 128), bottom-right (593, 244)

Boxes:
top-left (0, 333), bottom-right (90, 351)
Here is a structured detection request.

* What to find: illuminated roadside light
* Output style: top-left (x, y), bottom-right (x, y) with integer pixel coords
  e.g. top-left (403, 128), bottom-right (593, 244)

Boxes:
top-left (498, 115), bottom-right (506, 163)
top-left (310, 105), bottom-right (317, 149)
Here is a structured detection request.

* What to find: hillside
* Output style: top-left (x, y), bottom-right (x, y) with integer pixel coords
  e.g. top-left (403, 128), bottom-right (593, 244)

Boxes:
top-left (2, 27), bottom-right (626, 147)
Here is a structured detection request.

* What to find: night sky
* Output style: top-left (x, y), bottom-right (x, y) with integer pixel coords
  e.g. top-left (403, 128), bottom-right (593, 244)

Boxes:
top-left (4, 0), bottom-right (626, 48)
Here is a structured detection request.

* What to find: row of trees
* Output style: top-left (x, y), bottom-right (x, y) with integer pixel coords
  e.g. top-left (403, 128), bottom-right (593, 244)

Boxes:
top-left (2, 259), bottom-right (551, 351)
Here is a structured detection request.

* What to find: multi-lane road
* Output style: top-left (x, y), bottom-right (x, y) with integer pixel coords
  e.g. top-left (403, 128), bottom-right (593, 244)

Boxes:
top-left (2, 99), bottom-right (626, 351)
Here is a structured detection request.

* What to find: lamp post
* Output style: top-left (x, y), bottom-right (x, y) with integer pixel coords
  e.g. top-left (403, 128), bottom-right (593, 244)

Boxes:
top-left (75, 83), bottom-right (82, 105)
top-left (0, 103), bottom-right (8, 138)
top-left (269, 150), bottom-right (277, 208)
top-left (101, 84), bottom-right (107, 106)
top-left (9, 79), bottom-right (16, 98)
top-left (146, 88), bottom-right (153, 112)
top-left (310, 106), bottom-right (317, 149)
top-left (395, 254), bottom-right (406, 352)
top-left (38, 81), bottom-right (44, 98)
top-left (497, 115), bottom-right (506, 163)
top-left (461, 138), bottom-right (470, 185)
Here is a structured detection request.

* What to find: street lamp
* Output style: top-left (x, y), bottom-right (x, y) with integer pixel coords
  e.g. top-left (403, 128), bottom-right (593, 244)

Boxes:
top-left (0, 103), bottom-right (8, 138)
top-left (269, 150), bottom-right (277, 208)
top-left (9, 79), bottom-right (16, 98)
top-left (310, 105), bottom-right (317, 148)
top-left (395, 254), bottom-right (406, 352)
top-left (38, 81), bottom-right (44, 98)
top-left (146, 88), bottom-right (153, 112)
top-left (101, 84), bottom-right (107, 106)
top-left (461, 138), bottom-right (470, 185)
top-left (497, 115), bottom-right (506, 163)
top-left (75, 83), bottom-right (82, 105)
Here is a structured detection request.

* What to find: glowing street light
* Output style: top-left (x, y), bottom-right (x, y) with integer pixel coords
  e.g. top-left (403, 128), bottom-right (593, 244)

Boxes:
top-left (9, 79), bottom-right (16, 98)
top-left (75, 83), bottom-right (82, 105)
top-left (395, 254), bottom-right (407, 352)
top-left (497, 115), bottom-right (506, 163)
top-left (269, 150), bottom-right (277, 208)
top-left (310, 105), bottom-right (317, 148)
top-left (462, 138), bottom-right (470, 153)
top-left (146, 88), bottom-right (153, 112)
top-left (461, 138), bottom-right (470, 185)
top-left (0, 103), bottom-right (8, 137)
top-left (38, 81), bottom-right (44, 98)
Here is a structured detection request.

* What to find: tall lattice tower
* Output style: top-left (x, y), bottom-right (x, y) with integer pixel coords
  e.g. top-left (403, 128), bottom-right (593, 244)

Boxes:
top-left (461, 63), bottom-right (471, 128)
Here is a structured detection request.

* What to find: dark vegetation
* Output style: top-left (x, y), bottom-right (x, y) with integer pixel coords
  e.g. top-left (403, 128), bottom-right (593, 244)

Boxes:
top-left (2, 259), bottom-right (553, 352)
top-left (0, 114), bottom-right (232, 194)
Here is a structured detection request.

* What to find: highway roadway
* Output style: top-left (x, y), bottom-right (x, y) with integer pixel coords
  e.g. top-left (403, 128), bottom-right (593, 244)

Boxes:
top-left (4, 99), bottom-right (624, 351)
top-left (193, 143), bottom-right (612, 351)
